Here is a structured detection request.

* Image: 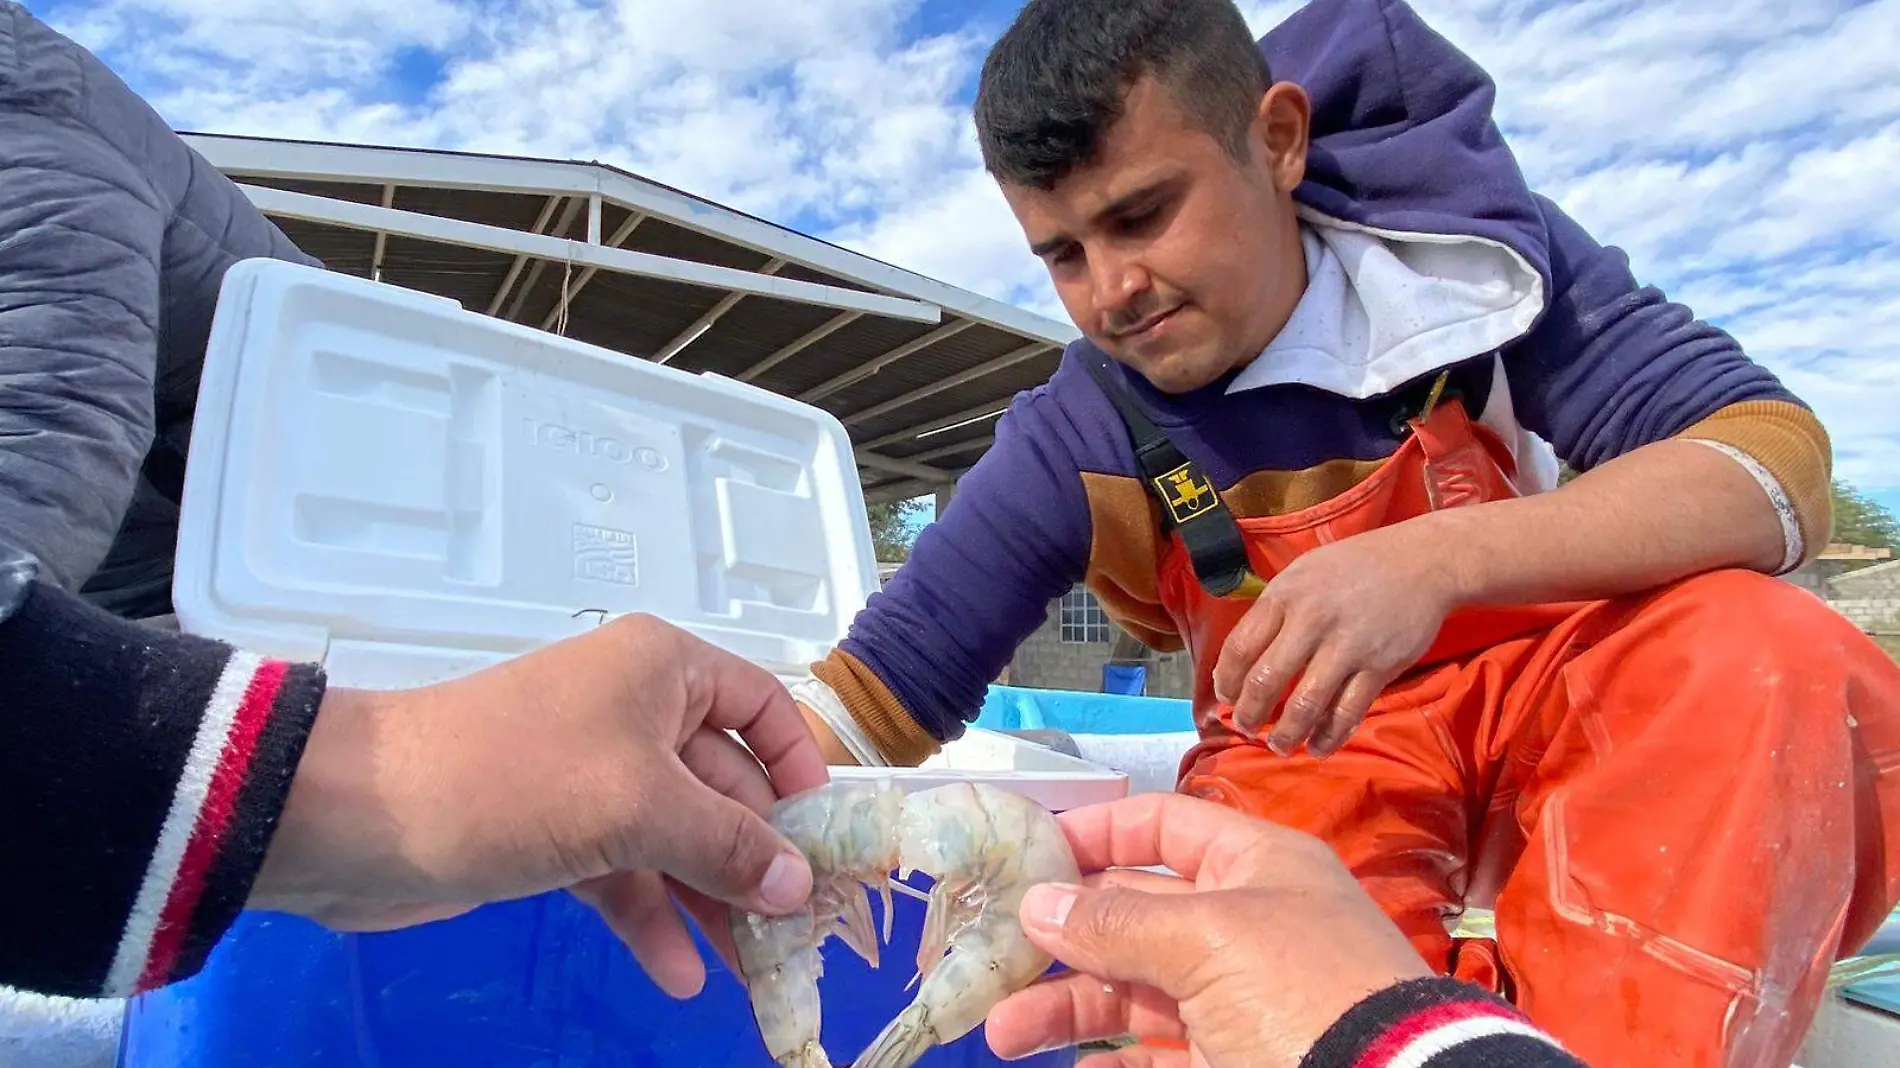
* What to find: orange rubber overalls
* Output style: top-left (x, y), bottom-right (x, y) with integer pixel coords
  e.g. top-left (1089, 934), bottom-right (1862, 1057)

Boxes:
top-left (1145, 392), bottom-right (1900, 1068)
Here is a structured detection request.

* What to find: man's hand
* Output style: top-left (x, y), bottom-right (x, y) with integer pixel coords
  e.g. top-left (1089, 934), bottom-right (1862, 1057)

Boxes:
top-left (984, 794), bottom-right (1430, 1068)
top-left (1211, 521), bottom-right (1458, 758)
top-left (250, 614), bottom-right (828, 999)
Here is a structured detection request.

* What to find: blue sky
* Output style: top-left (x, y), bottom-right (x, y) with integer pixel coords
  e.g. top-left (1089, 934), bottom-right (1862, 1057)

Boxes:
top-left (29, 0), bottom-right (1900, 520)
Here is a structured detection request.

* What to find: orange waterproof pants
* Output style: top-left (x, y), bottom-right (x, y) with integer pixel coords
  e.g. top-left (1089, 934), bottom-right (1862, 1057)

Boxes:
top-left (1159, 400), bottom-right (1900, 1068)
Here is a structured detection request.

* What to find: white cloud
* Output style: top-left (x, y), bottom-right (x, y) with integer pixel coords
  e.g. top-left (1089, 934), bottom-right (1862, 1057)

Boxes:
top-left (34, 0), bottom-right (1899, 495)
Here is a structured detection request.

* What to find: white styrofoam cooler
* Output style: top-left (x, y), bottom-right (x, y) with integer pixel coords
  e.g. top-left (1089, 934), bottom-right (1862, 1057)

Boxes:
top-left (175, 258), bottom-right (1126, 808)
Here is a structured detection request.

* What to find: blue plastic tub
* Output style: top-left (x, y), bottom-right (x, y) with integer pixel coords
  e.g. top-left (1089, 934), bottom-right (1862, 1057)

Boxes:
top-left (119, 873), bottom-right (1076, 1068)
top-left (975, 684), bottom-right (1192, 735)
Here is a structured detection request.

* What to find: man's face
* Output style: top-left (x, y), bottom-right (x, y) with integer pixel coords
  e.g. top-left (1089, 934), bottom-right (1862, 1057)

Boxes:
top-left (1001, 76), bottom-right (1310, 393)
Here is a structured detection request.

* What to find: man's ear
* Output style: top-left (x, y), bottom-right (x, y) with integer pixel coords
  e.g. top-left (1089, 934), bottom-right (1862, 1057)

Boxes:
top-left (1254, 82), bottom-right (1310, 192)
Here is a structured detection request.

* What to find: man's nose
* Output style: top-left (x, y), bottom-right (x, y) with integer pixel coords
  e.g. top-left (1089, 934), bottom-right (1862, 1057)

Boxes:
top-left (1090, 248), bottom-right (1152, 319)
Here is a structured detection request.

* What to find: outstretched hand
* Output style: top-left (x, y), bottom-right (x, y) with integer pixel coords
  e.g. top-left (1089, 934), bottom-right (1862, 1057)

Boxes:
top-left (250, 614), bottom-right (828, 999)
top-left (985, 794), bottom-right (1430, 1068)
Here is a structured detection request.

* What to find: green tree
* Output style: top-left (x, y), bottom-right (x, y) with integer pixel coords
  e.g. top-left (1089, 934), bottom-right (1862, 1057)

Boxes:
top-left (1833, 479), bottom-right (1899, 551)
top-left (866, 497), bottom-right (929, 562)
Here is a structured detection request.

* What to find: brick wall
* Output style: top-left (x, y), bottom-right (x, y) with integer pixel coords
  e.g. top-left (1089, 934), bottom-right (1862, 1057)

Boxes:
top-left (1830, 599), bottom-right (1900, 631)
top-left (1831, 560), bottom-right (1900, 601)
top-left (1006, 599), bottom-right (1197, 699)
top-left (1824, 563), bottom-right (1900, 634)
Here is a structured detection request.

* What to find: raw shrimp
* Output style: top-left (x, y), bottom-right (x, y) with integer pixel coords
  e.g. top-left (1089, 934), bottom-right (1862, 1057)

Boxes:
top-left (732, 779), bottom-right (1080, 1068)
top-left (731, 778), bottom-right (906, 1068)
top-left (854, 782), bottom-right (1081, 1068)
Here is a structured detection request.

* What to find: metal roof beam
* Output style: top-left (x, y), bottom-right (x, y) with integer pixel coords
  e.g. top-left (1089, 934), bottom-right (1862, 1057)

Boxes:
top-left (911, 433), bottom-right (997, 464)
top-left (505, 196), bottom-right (587, 322)
top-left (861, 399), bottom-right (1010, 452)
top-left (841, 341), bottom-right (1052, 428)
top-left (856, 451), bottom-right (950, 482)
top-left (737, 311), bottom-right (862, 382)
top-left (799, 320), bottom-right (976, 403)
top-left (537, 210), bottom-right (649, 331)
top-left (487, 195), bottom-right (565, 316)
top-left (236, 183), bottom-right (942, 324)
top-left (655, 257), bottom-right (788, 364)
top-left (863, 477), bottom-right (945, 505)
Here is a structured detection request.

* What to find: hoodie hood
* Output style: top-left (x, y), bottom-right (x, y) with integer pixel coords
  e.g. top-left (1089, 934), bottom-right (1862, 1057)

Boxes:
top-left (1261, 0), bottom-right (1555, 289)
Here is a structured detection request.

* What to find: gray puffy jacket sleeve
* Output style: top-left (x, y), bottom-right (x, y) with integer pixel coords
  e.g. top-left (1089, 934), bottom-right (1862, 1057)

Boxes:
top-left (0, 53), bottom-right (167, 591)
top-left (1, 3), bottom-right (318, 606)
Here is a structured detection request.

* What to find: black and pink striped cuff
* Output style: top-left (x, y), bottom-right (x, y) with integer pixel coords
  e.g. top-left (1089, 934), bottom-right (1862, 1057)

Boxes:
top-left (0, 576), bottom-right (326, 998)
top-left (1301, 978), bottom-right (1585, 1068)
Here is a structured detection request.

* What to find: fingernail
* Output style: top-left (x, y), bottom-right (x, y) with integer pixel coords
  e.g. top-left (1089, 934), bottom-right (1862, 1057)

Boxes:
top-left (1021, 883), bottom-right (1080, 931)
top-left (760, 852), bottom-right (811, 911)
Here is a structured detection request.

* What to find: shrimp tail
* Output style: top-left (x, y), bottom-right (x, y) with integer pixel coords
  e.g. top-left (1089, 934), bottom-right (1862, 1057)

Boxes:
top-left (853, 1003), bottom-right (937, 1068)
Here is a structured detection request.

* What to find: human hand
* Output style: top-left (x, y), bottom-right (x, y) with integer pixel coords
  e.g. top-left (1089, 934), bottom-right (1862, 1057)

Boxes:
top-left (985, 793), bottom-right (1430, 1068)
top-left (249, 614), bottom-right (828, 998)
top-left (1211, 520), bottom-right (1460, 757)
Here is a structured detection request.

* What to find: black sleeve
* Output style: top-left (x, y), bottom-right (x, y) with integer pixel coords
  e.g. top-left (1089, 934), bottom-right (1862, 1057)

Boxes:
top-left (0, 546), bottom-right (327, 997)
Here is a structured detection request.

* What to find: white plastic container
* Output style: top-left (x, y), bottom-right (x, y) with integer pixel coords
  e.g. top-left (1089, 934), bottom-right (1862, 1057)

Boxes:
top-left (173, 258), bottom-right (1127, 808)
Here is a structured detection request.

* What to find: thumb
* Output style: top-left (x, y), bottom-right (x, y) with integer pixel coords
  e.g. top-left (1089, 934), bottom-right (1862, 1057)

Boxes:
top-left (634, 769), bottom-right (814, 916)
top-left (1017, 883), bottom-right (1215, 999)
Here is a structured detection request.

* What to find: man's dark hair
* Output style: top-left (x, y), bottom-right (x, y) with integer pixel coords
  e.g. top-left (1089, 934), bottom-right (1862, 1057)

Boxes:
top-left (974, 0), bottom-right (1273, 189)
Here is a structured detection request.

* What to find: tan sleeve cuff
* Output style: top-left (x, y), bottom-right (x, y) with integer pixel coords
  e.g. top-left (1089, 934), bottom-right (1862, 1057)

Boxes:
top-left (1675, 400), bottom-right (1833, 568)
top-left (809, 651), bottom-right (940, 766)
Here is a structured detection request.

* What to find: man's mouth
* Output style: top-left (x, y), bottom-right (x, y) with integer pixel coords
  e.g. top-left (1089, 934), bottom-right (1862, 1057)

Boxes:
top-left (1113, 304), bottom-right (1183, 341)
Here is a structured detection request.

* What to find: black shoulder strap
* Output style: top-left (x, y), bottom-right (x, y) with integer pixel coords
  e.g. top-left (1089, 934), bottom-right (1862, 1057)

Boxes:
top-left (141, 437), bottom-right (188, 505)
top-left (1078, 355), bottom-right (1262, 599)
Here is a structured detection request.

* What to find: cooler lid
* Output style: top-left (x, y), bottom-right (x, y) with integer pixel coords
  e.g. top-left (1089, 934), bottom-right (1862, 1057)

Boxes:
top-left (173, 258), bottom-right (882, 689)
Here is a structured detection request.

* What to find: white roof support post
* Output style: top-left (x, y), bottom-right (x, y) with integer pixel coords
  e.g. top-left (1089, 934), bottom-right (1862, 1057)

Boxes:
top-left (841, 341), bottom-right (1051, 427)
top-left (736, 311), bottom-right (862, 382)
top-left (587, 192), bottom-right (603, 245)
top-left (236, 183), bottom-right (943, 323)
top-left (537, 211), bottom-right (649, 331)
top-left (369, 184), bottom-right (395, 281)
top-left (655, 257), bottom-right (788, 364)
top-left (487, 195), bottom-right (565, 316)
top-left (799, 320), bottom-right (976, 403)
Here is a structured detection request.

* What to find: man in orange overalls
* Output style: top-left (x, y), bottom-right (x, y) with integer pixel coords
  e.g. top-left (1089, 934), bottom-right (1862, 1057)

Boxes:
top-left (786, 1), bottom-right (1900, 1065)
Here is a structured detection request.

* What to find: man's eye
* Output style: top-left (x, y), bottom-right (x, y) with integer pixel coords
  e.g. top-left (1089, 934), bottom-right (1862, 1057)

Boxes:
top-left (1118, 208), bottom-right (1159, 232)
